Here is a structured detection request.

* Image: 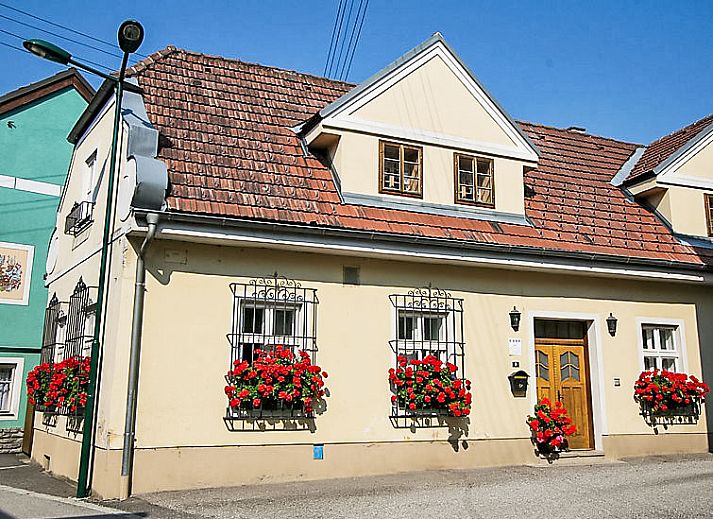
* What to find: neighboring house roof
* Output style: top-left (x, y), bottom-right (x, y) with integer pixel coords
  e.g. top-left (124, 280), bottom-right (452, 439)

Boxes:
top-left (0, 68), bottom-right (94, 116)
top-left (122, 46), bottom-right (704, 269)
top-left (626, 113), bottom-right (713, 184)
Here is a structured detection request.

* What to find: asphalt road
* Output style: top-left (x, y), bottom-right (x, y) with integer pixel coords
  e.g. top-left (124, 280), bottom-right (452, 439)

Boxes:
top-left (119, 453), bottom-right (713, 519)
top-left (2, 453), bottom-right (713, 518)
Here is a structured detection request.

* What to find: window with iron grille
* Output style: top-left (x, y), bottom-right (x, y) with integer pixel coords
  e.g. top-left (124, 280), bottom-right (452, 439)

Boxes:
top-left (64, 201), bottom-right (94, 236)
top-left (389, 286), bottom-right (465, 419)
top-left (63, 278), bottom-right (94, 362)
top-left (41, 294), bottom-right (64, 366)
top-left (225, 274), bottom-right (319, 426)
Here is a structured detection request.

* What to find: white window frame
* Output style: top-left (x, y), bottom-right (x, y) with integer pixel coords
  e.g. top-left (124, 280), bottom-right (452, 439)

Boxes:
top-left (237, 301), bottom-right (304, 360)
top-left (0, 357), bottom-right (24, 420)
top-left (637, 318), bottom-right (688, 373)
top-left (82, 151), bottom-right (98, 204)
top-left (396, 310), bottom-right (449, 361)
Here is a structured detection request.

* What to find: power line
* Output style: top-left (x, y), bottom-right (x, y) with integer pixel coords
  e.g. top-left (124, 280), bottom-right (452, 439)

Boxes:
top-left (339, 0), bottom-right (369, 81)
top-left (326, 0), bottom-right (350, 78)
top-left (331, 0), bottom-right (355, 79)
top-left (0, 24), bottom-right (113, 72)
top-left (0, 1), bottom-right (148, 58)
top-left (0, 12), bottom-right (124, 60)
top-left (323, 0), bottom-right (345, 77)
top-left (0, 38), bottom-right (25, 54)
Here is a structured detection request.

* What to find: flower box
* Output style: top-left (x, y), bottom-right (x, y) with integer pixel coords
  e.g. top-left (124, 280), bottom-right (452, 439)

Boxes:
top-left (389, 355), bottom-right (472, 418)
top-left (224, 346), bottom-right (327, 422)
top-left (634, 370), bottom-right (708, 427)
top-left (26, 356), bottom-right (90, 416)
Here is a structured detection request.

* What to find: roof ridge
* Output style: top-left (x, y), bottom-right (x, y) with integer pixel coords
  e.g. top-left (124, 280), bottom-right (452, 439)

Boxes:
top-left (644, 112), bottom-right (713, 147)
top-left (517, 119), bottom-right (641, 147)
top-left (125, 45), bottom-right (180, 76)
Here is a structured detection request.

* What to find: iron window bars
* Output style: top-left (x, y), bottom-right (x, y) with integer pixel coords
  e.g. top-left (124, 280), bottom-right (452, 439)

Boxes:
top-left (64, 201), bottom-right (94, 236)
top-left (389, 285), bottom-right (465, 427)
top-left (225, 274), bottom-right (319, 429)
top-left (37, 278), bottom-right (95, 418)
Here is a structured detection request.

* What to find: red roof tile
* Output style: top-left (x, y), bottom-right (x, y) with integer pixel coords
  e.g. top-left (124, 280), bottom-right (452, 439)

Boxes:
top-left (126, 47), bottom-right (705, 268)
top-left (628, 113), bottom-right (713, 181)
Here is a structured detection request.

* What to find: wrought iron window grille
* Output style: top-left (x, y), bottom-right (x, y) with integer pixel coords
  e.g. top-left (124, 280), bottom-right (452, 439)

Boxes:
top-left (225, 274), bottom-right (319, 429)
top-left (64, 201), bottom-right (94, 236)
top-left (37, 279), bottom-right (95, 419)
top-left (388, 285), bottom-right (466, 428)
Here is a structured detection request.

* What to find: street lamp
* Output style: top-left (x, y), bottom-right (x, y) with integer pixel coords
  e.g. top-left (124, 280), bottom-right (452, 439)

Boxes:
top-left (24, 20), bottom-right (144, 500)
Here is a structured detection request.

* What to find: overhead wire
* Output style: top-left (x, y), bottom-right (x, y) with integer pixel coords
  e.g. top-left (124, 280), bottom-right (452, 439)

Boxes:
top-left (331, 0), bottom-right (356, 79)
top-left (326, 0), bottom-right (351, 78)
top-left (323, 0), bottom-right (345, 77)
top-left (0, 38), bottom-right (24, 53)
top-left (339, 0), bottom-right (369, 81)
top-left (0, 13), bottom-right (124, 59)
top-left (0, 24), bottom-right (114, 72)
top-left (0, 1), bottom-right (149, 58)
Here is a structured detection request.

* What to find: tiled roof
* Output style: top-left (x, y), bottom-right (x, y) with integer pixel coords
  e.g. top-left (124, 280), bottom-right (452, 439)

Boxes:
top-left (627, 113), bottom-right (713, 182)
top-left (127, 47), bottom-right (704, 268)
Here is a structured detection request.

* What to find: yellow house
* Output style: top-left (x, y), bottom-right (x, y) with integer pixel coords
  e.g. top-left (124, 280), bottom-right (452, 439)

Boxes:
top-left (32, 34), bottom-right (713, 499)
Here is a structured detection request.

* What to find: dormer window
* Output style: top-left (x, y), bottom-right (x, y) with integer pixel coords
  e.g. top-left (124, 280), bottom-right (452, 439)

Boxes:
top-left (379, 141), bottom-right (422, 198)
top-left (706, 194), bottom-right (713, 237)
top-left (454, 153), bottom-right (494, 207)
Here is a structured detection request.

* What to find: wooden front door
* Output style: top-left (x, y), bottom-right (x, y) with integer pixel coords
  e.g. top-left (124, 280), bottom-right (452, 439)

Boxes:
top-left (535, 338), bottom-right (594, 450)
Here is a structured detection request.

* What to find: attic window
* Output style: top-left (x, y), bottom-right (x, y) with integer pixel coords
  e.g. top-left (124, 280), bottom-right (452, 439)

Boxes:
top-left (379, 141), bottom-right (422, 198)
top-left (454, 153), bottom-right (494, 207)
top-left (706, 194), bottom-right (713, 237)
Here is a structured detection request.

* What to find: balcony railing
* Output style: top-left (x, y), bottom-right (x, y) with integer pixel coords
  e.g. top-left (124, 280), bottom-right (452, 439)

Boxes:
top-left (64, 201), bottom-right (93, 235)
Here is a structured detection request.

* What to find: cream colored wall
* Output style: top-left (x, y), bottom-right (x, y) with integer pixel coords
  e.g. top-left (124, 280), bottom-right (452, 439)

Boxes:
top-left (351, 55), bottom-right (515, 147)
top-left (640, 185), bottom-right (712, 237)
top-left (675, 136), bottom-right (713, 180)
top-left (126, 242), bottom-right (708, 451)
top-left (331, 129), bottom-right (526, 215)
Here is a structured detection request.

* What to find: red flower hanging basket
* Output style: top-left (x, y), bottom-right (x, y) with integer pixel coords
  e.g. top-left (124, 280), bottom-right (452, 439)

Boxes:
top-left (634, 370), bottom-right (709, 425)
top-left (526, 398), bottom-right (577, 458)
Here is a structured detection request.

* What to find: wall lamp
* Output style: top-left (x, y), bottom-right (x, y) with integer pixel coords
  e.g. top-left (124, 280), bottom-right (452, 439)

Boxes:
top-left (509, 306), bottom-right (521, 332)
top-left (606, 313), bottom-right (618, 337)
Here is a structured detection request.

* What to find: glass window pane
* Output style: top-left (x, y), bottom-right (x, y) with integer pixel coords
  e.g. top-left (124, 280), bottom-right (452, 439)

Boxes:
top-left (403, 147), bottom-right (419, 164)
top-left (0, 366), bottom-right (12, 412)
top-left (383, 144), bottom-right (400, 161)
top-left (477, 189), bottom-right (493, 204)
top-left (273, 309), bottom-right (295, 336)
top-left (661, 358), bottom-right (677, 372)
top-left (458, 156), bottom-right (474, 173)
top-left (644, 356), bottom-right (657, 370)
top-left (642, 328), bottom-right (654, 349)
top-left (476, 158), bottom-right (492, 175)
top-left (398, 313), bottom-right (416, 340)
top-left (536, 351), bottom-right (549, 381)
top-left (242, 307), bottom-right (264, 334)
top-left (423, 317), bottom-right (442, 341)
top-left (659, 328), bottom-right (674, 351)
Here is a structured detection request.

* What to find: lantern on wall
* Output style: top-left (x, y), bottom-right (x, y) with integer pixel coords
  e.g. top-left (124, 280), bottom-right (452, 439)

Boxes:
top-left (509, 306), bottom-right (521, 332)
top-left (606, 313), bottom-right (618, 337)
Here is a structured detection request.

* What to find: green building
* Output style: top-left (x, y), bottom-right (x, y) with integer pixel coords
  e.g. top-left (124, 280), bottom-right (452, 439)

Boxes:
top-left (0, 70), bottom-right (92, 452)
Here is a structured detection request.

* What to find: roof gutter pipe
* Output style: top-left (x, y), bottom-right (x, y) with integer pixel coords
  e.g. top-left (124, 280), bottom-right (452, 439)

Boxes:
top-left (120, 212), bottom-right (159, 500)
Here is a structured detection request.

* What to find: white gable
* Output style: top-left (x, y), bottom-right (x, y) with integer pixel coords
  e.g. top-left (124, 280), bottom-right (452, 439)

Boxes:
top-left (318, 34), bottom-right (539, 163)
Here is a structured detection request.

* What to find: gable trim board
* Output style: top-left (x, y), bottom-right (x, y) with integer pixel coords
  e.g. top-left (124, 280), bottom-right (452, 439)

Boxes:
top-left (0, 69), bottom-right (94, 117)
top-left (624, 121), bottom-right (713, 188)
top-left (308, 33), bottom-right (539, 163)
top-left (134, 211), bottom-right (707, 283)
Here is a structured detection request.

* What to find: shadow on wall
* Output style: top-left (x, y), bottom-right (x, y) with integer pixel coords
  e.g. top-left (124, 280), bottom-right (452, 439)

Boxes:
top-left (695, 299), bottom-right (713, 452)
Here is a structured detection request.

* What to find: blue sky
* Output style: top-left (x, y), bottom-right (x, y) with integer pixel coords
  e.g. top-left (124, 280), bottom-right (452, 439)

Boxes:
top-left (0, 0), bottom-right (711, 143)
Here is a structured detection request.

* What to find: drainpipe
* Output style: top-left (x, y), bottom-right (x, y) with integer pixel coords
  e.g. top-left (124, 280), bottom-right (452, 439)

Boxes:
top-left (120, 212), bottom-right (159, 500)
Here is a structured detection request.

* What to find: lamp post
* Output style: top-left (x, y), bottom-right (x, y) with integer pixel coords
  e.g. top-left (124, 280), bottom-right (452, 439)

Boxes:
top-left (24, 20), bottom-right (144, 499)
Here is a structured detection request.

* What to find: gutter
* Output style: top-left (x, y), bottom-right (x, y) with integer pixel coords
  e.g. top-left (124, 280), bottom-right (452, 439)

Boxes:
top-left (132, 210), bottom-right (709, 281)
top-left (120, 212), bottom-right (159, 500)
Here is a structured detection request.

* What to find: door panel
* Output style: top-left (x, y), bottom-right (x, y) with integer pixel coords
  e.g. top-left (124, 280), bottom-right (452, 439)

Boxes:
top-left (535, 341), bottom-right (594, 450)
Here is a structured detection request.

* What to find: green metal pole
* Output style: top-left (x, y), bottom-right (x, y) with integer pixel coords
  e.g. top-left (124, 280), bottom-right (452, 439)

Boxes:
top-left (76, 53), bottom-right (129, 498)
